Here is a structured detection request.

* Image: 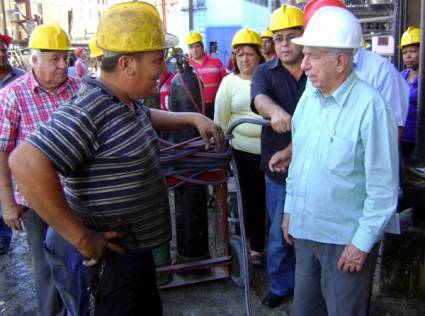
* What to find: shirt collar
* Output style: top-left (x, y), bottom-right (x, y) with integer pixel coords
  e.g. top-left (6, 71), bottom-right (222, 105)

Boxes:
top-left (330, 71), bottom-right (357, 107)
top-left (84, 77), bottom-right (115, 97)
top-left (83, 77), bottom-right (143, 107)
top-left (311, 71), bottom-right (357, 107)
top-left (266, 57), bottom-right (281, 70)
top-left (29, 70), bottom-right (73, 95)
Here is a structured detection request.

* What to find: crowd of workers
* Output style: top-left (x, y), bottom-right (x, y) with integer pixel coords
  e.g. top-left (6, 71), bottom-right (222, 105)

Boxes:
top-left (0, 0), bottom-right (422, 315)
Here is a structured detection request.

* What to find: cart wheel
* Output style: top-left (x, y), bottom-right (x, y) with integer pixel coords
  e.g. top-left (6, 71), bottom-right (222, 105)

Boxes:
top-left (228, 191), bottom-right (241, 236)
top-left (229, 235), bottom-right (252, 288)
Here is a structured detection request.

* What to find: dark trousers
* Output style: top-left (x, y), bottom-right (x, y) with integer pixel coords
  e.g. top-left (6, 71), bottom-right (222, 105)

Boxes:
top-left (233, 148), bottom-right (266, 252)
top-left (45, 228), bottom-right (162, 316)
top-left (0, 216), bottom-right (12, 245)
top-left (23, 208), bottom-right (66, 316)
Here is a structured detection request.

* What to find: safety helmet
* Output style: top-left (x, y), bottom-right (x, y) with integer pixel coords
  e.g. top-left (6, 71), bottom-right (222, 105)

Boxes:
top-left (270, 4), bottom-right (304, 32)
top-left (0, 34), bottom-right (12, 47)
top-left (232, 28), bottom-right (262, 49)
top-left (186, 31), bottom-right (203, 45)
top-left (260, 28), bottom-right (273, 39)
top-left (89, 36), bottom-right (103, 58)
top-left (292, 6), bottom-right (362, 49)
top-left (400, 26), bottom-right (421, 48)
top-left (303, 0), bottom-right (346, 27)
top-left (97, 1), bottom-right (174, 55)
top-left (28, 23), bottom-right (71, 51)
top-left (74, 47), bottom-right (85, 57)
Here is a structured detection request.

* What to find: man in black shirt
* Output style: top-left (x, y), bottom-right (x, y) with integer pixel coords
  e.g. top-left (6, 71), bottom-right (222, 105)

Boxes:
top-left (251, 4), bottom-right (307, 308)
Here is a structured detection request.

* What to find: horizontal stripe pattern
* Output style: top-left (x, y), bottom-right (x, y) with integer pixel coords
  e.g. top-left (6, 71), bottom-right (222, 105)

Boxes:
top-left (27, 79), bottom-right (171, 252)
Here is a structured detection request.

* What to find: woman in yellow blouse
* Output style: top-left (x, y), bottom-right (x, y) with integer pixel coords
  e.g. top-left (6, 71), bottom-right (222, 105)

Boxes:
top-left (214, 28), bottom-right (266, 267)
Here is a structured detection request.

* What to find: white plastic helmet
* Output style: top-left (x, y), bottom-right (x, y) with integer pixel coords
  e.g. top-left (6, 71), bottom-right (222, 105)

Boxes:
top-left (292, 6), bottom-right (362, 49)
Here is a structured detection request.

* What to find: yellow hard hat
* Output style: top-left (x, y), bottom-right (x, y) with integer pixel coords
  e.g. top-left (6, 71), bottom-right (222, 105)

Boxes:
top-left (261, 28), bottom-right (273, 39)
top-left (89, 36), bottom-right (103, 58)
top-left (270, 4), bottom-right (304, 32)
top-left (400, 26), bottom-right (421, 48)
top-left (363, 39), bottom-right (370, 49)
top-left (232, 28), bottom-right (262, 48)
top-left (28, 23), bottom-right (71, 50)
top-left (186, 31), bottom-right (203, 45)
top-left (97, 1), bottom-right (173, 55)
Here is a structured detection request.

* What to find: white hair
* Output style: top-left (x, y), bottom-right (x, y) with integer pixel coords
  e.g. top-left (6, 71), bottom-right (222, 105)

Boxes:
top-left (321, 47), bottom-right (354, 64)
top-left (30, 49), bottom-right (43, 66)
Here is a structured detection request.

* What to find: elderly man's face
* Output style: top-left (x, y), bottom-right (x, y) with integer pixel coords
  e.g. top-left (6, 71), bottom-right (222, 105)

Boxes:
top-left (33, 51), bottom-right (69, 89)
top-left (301, 47), bottom-right (337, 95)
top-left (273, 28), bottom-right (304, 65)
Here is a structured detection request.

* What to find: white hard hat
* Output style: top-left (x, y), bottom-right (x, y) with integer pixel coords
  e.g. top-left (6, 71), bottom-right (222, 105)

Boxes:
top-left (292, 6), bottom-right (362, 49)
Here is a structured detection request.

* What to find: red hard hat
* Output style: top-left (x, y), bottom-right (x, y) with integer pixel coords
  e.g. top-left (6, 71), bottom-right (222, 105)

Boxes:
top-left (303, 0), bottom-right (347, 27)
top-left (74, 47), bottom-right (84, 57)
top-left (0, 34), bottom-right (12, 47)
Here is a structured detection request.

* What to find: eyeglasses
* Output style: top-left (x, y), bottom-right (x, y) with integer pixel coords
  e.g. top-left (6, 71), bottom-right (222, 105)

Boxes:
top-left (273, 34), bottom-right (300, 45)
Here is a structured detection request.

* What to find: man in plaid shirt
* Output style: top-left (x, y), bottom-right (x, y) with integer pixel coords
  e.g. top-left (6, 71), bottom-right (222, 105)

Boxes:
top-left (0, 24), bottom-right (80, 316)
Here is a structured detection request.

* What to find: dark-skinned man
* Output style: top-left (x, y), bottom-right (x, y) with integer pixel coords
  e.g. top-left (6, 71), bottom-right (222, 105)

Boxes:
top-left (9, 2), bottom-right (224, 315)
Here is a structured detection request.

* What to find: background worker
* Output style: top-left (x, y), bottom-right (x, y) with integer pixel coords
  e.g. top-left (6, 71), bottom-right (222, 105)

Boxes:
top-left (214, 28), bottom-right (266, 267)
top-left (251, 4), bottom-right (306, 308)
top-left (399, 26), bottom-right (421, 157)
top-left (9, 2), bottom-right (224, 315)
top-left (285, 7), bottom-right (398, 315)
top-left (73, 47), bottom-right (89, 78)
top-left (0, 33), bottom-right (26, 256)
top-left (0, 23), bottom-right (80, 316)
top-left (88, 35), bottom-right (103, 78)
top-left (187, 31), bottom-right (227, 119)
top-left (304, 0), bottom-right (409, 141)
top-left (260, 28), bottom-right (276, 61)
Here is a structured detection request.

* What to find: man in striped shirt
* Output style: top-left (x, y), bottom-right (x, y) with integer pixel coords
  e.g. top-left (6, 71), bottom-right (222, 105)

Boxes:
top-left (0, 24), bottom-right (80, 316)
top-left (187, 31), bottom-right (227, 119)
top-left (9, 2), bottom-right (224, 316)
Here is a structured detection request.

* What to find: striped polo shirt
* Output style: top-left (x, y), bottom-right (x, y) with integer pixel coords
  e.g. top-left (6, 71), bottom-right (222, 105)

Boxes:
top-left (27, 78), bottom-right (171, 253)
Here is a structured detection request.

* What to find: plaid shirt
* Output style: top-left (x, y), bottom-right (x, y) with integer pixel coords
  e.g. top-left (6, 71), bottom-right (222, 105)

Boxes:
top-left (0, 71), bottom-right (81, 206)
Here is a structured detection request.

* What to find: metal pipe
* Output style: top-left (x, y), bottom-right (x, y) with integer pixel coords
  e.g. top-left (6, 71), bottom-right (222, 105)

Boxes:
top-left (189, 0), bottom-right (193, 31)
top-left (358, 15), bottom-right (393, 23)
top-left (161, 0), bottom-right (167, 32)
top-left (1, 0), bottom-right (6, 35)
top-left (414, 0), bottom-right (425, 158)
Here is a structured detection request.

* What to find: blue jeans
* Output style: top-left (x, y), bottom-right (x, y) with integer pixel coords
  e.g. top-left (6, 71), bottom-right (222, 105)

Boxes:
top-left (265, 176), bottom-right (295, 296)
top-left (0, 216), bottom-right (12, 245)
top-left (44, 228), bottom-right (162, 316)
top-left (44, 228), bottom-right (91, 316)
top-left (23, 207), bottom-right (66, 316)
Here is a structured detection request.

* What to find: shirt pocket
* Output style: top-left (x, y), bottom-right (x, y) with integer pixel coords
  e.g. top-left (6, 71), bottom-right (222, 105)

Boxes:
top-left (320, 135), bottom-right (355, 177)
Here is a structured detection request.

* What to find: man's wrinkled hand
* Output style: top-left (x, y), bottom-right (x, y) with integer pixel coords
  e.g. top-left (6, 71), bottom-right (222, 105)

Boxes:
top-left (270, 108), bottom-right (292, 134)
top-left (78, 230), bottom-right (126, 266)
top-left (268, 145), bottom-right (292, 173)
top-left (337, 243), bottom-right (368, 273)
top-left (3, 203), bottom-right (25, 230)
top-left (193, 114), bottom-right (225, 152)
top-left (281, 213), bottom-right (293, 245)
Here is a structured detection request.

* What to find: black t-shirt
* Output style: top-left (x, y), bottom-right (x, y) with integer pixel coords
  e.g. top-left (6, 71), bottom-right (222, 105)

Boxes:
top-left (250, 58), bottom-right (307, 182)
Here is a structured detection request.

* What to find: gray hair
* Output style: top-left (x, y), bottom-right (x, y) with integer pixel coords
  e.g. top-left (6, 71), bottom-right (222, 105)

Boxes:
top-left (30, 49), bottom-right (42, 66)
top-left (321, 47), bottom-right (355, 64)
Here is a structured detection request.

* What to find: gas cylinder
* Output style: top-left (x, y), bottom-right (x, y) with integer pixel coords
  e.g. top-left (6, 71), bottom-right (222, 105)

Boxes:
top-left (170, 56), bottom-right (204, 143)
top-left (169, 56), bottom-right (210, 262)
